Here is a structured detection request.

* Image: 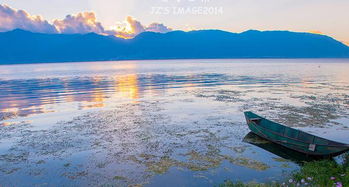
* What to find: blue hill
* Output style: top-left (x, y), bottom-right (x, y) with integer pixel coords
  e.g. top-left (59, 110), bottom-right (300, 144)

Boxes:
top-left (0, 29), bottom-right (348, 64)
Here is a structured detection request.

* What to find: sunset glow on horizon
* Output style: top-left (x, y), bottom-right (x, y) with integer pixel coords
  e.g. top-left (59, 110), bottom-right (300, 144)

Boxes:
top-left (0, 0), bottom-right (348, 43)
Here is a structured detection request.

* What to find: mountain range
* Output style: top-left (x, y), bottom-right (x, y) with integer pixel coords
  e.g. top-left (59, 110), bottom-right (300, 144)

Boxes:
top-left (1, 29), bottom-right (349, 64)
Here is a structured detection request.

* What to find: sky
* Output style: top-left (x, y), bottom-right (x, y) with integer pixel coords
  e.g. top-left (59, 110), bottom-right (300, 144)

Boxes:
top-left (0, 0), bottom-right (348, 44)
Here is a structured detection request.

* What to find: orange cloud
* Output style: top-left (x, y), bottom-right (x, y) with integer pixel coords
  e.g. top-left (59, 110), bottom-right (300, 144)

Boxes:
top-left (308, 30), bottom-right (324, 35)
top-left (108, 16), bottom-right (172, 39)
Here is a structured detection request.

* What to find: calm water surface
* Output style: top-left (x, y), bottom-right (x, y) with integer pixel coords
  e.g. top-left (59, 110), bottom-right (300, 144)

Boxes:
top-left (0, 59), bottom-right (348, 186)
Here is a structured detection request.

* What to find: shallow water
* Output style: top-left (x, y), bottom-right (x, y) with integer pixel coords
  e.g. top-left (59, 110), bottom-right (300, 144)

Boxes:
top-left (0, 59), bottom-right (348, 186)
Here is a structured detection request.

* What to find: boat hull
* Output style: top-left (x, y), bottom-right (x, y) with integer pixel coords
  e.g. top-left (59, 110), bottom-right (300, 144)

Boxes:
top-left (243, 132), bottom-right (327, 163)
top-left (244, 111), bottom-right (349, 157)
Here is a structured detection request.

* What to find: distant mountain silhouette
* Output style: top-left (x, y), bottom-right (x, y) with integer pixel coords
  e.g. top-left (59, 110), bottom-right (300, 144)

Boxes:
top-left (1, 29), bottom-right (349, 64)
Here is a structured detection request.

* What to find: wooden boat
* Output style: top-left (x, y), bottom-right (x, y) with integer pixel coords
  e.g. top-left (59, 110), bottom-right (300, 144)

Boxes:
top-left (244, 111), bottom-right (349, 157)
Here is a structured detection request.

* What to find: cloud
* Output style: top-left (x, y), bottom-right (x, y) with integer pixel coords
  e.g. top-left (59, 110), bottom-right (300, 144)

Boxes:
top-left (109, 16), bottom-right (172, 38)
top-left (0, 4), bottom-right (172, 38)
top-left (146, 23), bottom-right (172, 33)
top-left (53, 12), bottom-right (105, 34)
top-left (308, 30), bottom-right (323, 35)
top-left (0, 4), bottom-right (58, 33)
top-left (126, 16), bottom-right (146, 34)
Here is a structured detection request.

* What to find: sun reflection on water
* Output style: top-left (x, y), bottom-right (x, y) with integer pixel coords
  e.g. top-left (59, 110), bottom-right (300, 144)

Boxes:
top-left (1, 60), bottom-right (349, 124)
top-left (115, 74), bottom-right (139, 100)
top-left (0, 72), bottom-right (142, 122)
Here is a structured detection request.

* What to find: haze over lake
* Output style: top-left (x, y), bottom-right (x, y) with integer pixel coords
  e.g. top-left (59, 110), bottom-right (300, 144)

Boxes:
top-left (0, 59), bottom-right (349, 186)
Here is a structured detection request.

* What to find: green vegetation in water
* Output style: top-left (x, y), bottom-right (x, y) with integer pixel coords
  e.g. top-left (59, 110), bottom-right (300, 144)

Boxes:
top-left (220, 153), bottom-right (349, 187)
top-left (222, 156), bottom-right (270, 171)
top-left (146, 156), bottom-right (178, 174)
top-left (272, 157), bottom-right (290, 163)
top-left (113, 176), bottom-right (128, 181)
top-left (280, 163), bottom-right (291, 168)
top-left (129, 148), bottom-right (270, 175)
top-left (292, 154), bottom-right (349, 187)
top-left (219, 181), bottom-right (280, 187)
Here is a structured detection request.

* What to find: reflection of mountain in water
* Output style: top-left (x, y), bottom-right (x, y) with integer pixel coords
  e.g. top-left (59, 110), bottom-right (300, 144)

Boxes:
top-left (243, 132), bottom-right (330, 164)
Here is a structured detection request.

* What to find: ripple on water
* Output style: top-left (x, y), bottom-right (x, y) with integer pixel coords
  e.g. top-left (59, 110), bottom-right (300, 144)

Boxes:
top-left (0, 60), bottom-right (349, 186)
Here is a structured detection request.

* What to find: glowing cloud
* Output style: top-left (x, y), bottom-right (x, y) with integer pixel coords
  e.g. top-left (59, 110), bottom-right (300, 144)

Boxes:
top-left (53, 12), bottom-right (105, 34)
top-left (308, 30), bottom-right (324, 35)
top-left (0, 4), bottom-right (57, 33)
top-left (109, 16), bottom-right (172, 39)
top-left (125, 16), bottom-right (146, 34)
top-left (0, 4), bottom-right (172, 39)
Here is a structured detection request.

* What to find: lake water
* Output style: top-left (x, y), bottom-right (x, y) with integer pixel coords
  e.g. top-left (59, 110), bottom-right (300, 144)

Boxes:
top-left (0, 59), bottom-right (348, 186)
